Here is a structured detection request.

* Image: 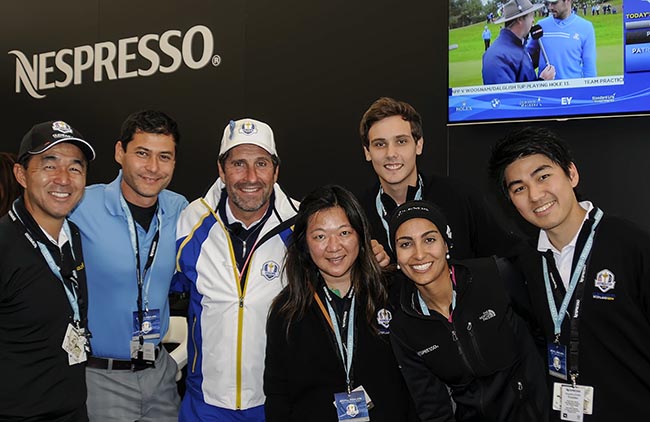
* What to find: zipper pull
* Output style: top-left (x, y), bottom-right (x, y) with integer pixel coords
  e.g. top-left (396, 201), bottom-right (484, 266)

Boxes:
top-left (467, 322), bottom-right (472, 331)
top-left (239, 296), bottom-right (244, 308)
top-left (451, 330), bottom-right (458, 341)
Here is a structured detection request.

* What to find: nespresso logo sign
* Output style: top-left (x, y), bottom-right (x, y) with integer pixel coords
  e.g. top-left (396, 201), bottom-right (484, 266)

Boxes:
top-left (9, 25), bottom-right (219, 99)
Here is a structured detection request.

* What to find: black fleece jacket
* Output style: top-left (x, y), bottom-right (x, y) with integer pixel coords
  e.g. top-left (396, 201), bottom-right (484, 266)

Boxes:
top-left (390, 257), bottom-right (548, 422)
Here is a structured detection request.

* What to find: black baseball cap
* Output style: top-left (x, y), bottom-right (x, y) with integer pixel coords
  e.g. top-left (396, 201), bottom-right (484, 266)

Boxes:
top-left (18, 120), bottom-right (96, 163)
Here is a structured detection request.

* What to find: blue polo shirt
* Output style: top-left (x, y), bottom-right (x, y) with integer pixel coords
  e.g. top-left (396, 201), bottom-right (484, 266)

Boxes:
top-left (525, 12), bottom-right (597, 79)
top-left (70, 171), bottom-right (187, 359)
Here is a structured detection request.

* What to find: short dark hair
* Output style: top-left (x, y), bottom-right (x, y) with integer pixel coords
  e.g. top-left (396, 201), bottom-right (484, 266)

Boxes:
top-left (0, 152), bottom-right (22, 215)
top-left (119, 110), bottom-right (180, 151)
top-left (359, 97), bottom-right (423, 148)
top-left (488, 126), bottom-right (575, 197)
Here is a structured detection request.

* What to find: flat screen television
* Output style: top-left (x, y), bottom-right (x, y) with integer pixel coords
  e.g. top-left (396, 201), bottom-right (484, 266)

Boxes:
top-left (448, 0), bottom-right (650, 125)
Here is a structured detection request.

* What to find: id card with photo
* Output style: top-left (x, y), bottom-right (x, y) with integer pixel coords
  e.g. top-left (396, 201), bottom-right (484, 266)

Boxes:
top-left (548, 342), bottom-right (568, 380)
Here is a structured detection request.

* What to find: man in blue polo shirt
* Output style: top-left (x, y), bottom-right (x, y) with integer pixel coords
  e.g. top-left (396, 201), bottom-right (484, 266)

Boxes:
top-left (526, 0), bottom-right (597, 79)
top-left (70, 110), bottom-right (188, 421)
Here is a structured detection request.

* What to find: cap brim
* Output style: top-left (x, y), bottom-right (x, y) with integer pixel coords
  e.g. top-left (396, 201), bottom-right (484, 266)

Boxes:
top-left (27, 138), bottom-right (96, 161)
top-left (494, 3), bottom-right (545, 24)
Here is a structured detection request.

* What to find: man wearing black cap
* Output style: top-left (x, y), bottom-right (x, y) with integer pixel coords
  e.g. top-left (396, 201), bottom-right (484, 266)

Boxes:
top-left (0, 120), bottom-right (95, 421)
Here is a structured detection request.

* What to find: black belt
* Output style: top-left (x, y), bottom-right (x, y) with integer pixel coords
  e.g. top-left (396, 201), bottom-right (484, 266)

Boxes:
top-left (87, 346), bottom-right (161, 372)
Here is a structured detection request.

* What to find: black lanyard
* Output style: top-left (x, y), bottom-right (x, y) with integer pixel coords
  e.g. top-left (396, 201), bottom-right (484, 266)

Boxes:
top-left (133, 220), bottom-right (160, 344)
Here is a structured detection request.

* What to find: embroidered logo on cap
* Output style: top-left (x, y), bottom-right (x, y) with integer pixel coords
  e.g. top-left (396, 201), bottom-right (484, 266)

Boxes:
top-left (52, 120), bottom-right (73, 134)
top-left (239, 121), bottom-right (258, 136)
top-left (261, 260), bottom-right (280, 281)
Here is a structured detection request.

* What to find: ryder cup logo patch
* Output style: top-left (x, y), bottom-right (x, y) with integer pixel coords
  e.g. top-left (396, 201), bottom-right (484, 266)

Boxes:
top-left (595, 269), bottom-right (616, 292)
top-left (239, 121), bottom-right (258, 136)
top-left (376, 308), bottom-right (392, 329)
top-left (593, 269), bottom-right (616, 301)
top-left (52, 120), bottom-right (73, 134)
top-left (261, 260), bottom-right (280, 281)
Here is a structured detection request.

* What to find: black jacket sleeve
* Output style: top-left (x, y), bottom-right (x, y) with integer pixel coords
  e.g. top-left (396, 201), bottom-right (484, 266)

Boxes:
top-left (264, 306), bottom-right (292, 421)
top-left (390, 329), bottom-right (455, 422)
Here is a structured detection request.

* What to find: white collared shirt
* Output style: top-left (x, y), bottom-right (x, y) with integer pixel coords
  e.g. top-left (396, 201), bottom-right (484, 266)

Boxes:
top-left (225, 200), bottom-right (267, 229)
top-left (537, 201), bottom-right (594, 289)
top-left (40, 225), bottom-right (69, 249)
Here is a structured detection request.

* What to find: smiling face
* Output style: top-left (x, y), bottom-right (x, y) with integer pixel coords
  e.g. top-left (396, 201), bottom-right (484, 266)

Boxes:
top-left (218, 144), bottom-right (279, 226)
top-left (115, 131), bottom-right (176, 207)
top-left (364, 115), bottom-right (423, 197)
top-left (504, 153), bottom-right (584, 245)
top-left (395, 218), bottom-right (449, 287)
top-left (306, 206), bottom-right (360, 292)
top-left (14, 142), bottom-right (87, 237)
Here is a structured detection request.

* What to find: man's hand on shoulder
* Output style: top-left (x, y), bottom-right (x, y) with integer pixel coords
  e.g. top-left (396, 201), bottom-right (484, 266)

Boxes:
top-left (371, 239), bottom-right (391, 268)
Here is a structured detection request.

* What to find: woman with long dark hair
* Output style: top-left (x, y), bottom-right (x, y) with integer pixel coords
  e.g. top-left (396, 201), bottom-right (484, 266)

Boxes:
top-left (388, 199), bottom-right (548, 422)
top-left (0, 152), bottom-right (22, 216)
top-left (264, 185), bottom-right (413, 422)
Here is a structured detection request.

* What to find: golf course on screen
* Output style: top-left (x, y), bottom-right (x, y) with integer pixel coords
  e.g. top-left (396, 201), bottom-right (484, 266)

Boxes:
top-left (449, 0), bottom-right (624, 87)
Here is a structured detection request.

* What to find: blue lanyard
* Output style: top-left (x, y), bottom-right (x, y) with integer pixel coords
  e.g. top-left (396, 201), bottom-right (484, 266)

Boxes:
top-left (542, 208), bottom-right (603, 337)
top-left (417, 266), bottom-right (457, 321)
top-left (323, 286), bottom-right (356, 393)
top-left (10, 205), bottom-right (81, 322)
top-left (375, 174), bottom-right (423, 248)
top-left (119, 194), bottom-right (162, 312)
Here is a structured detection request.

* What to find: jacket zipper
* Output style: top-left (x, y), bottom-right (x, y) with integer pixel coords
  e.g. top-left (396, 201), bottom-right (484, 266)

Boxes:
top-left (450, 326), bottom-right (475, 377)
top-left (235, 252), bottom-right (255, 410)
top-left (191, 315), bottom-right (198, 373)
top-left (466, 321), bottom-right (487, 414)
top-left (466, 322), bottom-right (488, 368)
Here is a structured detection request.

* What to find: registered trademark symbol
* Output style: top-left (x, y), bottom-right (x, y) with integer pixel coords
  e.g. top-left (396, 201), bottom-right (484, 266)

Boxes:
top-left (212, 55), bottom-right (221, 67)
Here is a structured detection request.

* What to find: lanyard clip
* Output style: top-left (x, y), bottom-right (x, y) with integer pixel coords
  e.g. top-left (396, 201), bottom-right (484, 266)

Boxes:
top-left (570, 372), bottom-right (579, 388)
top-left (554, 333), bottom-right (561, 345)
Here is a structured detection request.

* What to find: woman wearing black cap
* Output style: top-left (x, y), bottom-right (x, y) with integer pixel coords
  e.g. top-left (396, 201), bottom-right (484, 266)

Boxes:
top-left (388, 199), bottom-right (548, 422)
top-left (264, 185), bottom-right (414, 422)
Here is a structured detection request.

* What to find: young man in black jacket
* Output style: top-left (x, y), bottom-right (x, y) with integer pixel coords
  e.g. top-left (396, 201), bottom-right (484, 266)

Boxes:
top-left (489, 126), bottom-right (650, 421)
top-left (358, 97), bottom-right (519, 261)
top-left (0, 121), bottom-right (95, 421)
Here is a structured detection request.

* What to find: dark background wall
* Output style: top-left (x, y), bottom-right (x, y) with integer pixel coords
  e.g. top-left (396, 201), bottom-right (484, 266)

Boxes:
top-left (2, 1), bottom-right (648, 232)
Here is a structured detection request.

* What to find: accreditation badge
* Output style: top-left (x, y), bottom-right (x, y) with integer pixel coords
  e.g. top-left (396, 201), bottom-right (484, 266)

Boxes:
top-left (334, 390), bottom-right (370, 421)
top-left (62, 323), bottom-right (88, 365)
top-left (547, 343), bottom-right (568, 380)
top-left (552, 383), bottom-right (594, 421)
top-left (131, 308), bottom-right (161, 340)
